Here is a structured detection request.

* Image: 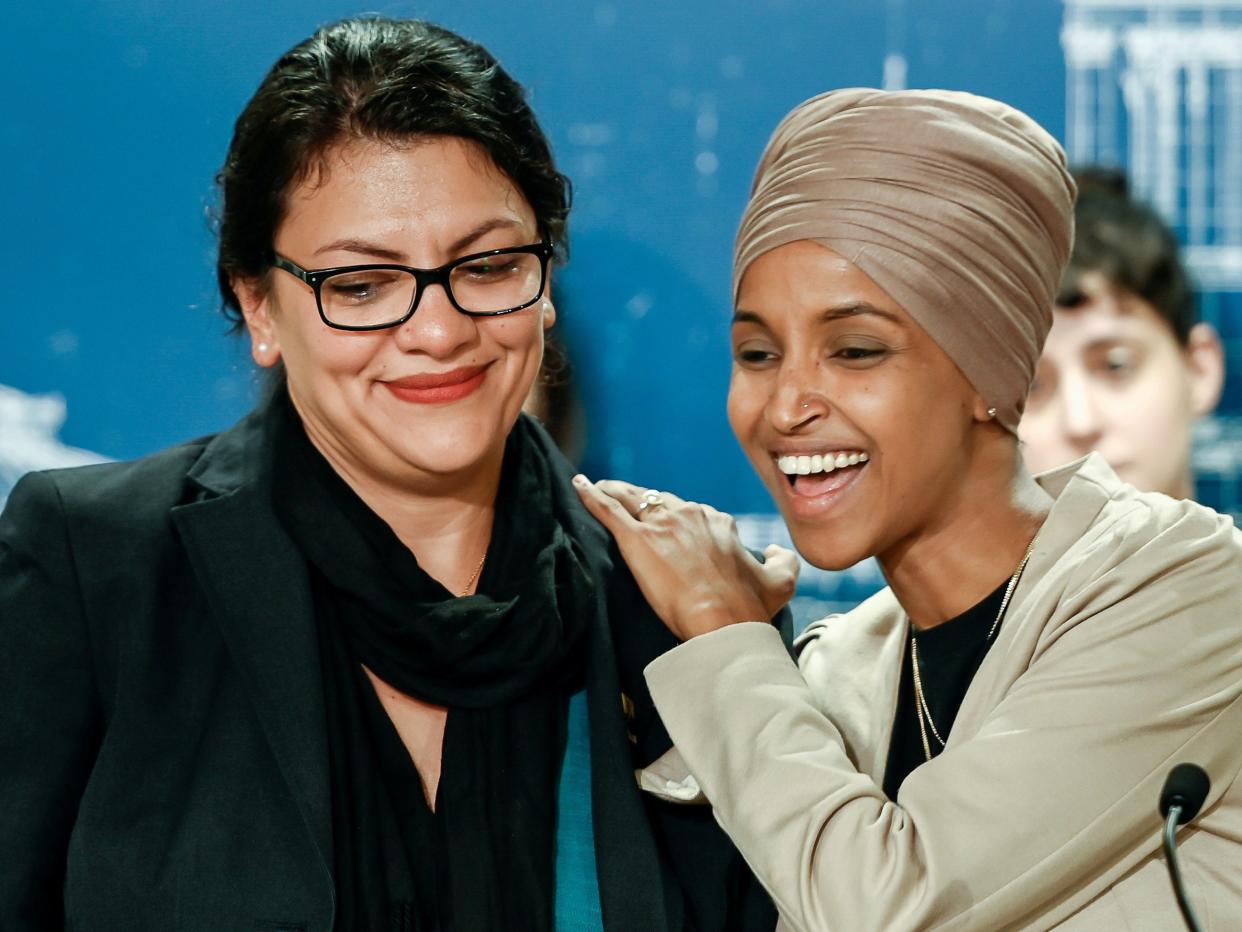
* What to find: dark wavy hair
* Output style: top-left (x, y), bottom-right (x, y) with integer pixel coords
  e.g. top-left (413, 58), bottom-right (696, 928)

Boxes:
top-left (1058, 166), bottom-right (1195, 345)
top-left (214, 17), bottom-right (571, 329)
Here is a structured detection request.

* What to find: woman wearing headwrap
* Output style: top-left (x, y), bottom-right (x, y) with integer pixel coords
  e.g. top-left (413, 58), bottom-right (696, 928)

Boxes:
top-left (574, 89), bottom-right (1242, 930)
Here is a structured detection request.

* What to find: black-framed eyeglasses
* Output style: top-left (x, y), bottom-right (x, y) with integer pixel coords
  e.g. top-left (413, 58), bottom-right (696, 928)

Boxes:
top-left (270, 240), bottom-right (554, 332)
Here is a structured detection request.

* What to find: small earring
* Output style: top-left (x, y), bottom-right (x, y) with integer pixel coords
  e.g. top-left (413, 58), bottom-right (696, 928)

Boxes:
top-left (986, 407), bottom-right (997, 418)
top-left (257, 343), bottom-right (269, 354)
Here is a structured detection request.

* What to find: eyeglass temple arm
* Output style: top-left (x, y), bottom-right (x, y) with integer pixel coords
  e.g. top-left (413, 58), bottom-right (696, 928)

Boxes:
top-left (271, 253), bottom-right (313, 285)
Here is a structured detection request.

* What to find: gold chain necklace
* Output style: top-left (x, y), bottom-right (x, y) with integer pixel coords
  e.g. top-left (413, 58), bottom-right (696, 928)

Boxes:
top-left (458, 552), bottom-right (487, 597)
top-left (910, 541), bottom-right (1036, 762)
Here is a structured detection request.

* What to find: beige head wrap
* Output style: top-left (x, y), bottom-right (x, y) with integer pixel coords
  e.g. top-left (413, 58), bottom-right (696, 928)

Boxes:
top-left (734, 88), bottom-right (1075, 432)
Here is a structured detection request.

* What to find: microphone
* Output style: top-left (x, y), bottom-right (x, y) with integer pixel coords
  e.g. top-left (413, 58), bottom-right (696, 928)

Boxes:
top-left (1157, 763), bottom-right (1210, 932)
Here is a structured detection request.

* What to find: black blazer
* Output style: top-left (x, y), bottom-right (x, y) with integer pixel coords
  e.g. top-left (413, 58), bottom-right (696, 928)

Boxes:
top-left (0, 404), bottom-right (780, 932)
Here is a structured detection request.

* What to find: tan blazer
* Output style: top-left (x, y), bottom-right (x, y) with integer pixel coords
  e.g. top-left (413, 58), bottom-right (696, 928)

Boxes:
top-left (641, 454), bottom-right (1242, 931)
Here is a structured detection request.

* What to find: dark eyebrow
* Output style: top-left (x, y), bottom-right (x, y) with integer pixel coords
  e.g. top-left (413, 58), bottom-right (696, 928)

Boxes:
top-left (446, 218), bottom-right (529, 256)
top-left (821, 303), bottom-right (904, 324)
top-left (312, 218), bottom-right (531, 264)
top-left (1083, 336), bottom-right (1135, 353)
top-left (313, 238), bottom-right (406, 262)
top-left (731, 309), bottom-right (766, 326)
top-left (731, 303), bottom-right (904, 326)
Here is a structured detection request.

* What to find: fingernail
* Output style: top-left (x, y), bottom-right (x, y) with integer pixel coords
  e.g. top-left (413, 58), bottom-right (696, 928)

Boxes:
top-left (572, 474), bottom-right (589, 488)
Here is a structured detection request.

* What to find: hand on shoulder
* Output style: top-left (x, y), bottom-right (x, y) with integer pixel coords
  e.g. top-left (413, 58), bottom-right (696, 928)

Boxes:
top-left (573, 475), bottom-right (799, 640)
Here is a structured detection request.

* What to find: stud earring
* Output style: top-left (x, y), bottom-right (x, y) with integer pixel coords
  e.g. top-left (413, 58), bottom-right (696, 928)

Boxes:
top-left (257, 343), bottom-right (269, 354)
top-left (986, 407), bottom-right (997, 418)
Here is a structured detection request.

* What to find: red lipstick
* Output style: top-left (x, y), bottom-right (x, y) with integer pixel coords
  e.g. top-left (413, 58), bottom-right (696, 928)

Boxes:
top-left (382, 365), bottom-right (489, 404)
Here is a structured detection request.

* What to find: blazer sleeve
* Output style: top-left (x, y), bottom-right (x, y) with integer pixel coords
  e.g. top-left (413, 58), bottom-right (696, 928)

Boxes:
top-left (644, 513), bottom-right (1242, 931)
top-left (0, 472), bottom-right (104, 930)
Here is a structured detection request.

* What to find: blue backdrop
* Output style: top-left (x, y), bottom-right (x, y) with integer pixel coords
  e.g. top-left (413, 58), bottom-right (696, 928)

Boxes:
top-left (1, 0), bottom-right (1066, 516)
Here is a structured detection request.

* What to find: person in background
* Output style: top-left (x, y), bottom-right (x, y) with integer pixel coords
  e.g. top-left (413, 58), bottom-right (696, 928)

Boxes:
top-left (1019, 166), bottom-right (1225, 498)
top-left (0, 17), bottom-right (774, 931)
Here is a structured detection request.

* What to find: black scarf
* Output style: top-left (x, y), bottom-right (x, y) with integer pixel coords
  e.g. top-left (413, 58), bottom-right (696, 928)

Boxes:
top-left (270, 392), bottom-right (593, 931)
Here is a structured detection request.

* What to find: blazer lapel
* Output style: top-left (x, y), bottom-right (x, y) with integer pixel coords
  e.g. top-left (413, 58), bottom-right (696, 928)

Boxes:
top-left (799, 587), bottom-right (907, 783)
top-left (952, 453), bottom-right (1115, 742)
top-left (170, 412), bottom-right (334, 883)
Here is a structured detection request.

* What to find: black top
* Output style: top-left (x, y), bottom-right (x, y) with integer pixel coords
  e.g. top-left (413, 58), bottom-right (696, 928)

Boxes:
top-left (313, 574), bottom-right (445, 931)
top-left (882, 580), bottom-right (1009, 799)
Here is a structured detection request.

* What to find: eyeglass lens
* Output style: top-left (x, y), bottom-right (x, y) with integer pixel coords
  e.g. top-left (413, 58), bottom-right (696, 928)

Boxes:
top-left (320, 250), bottom-right (545, 328)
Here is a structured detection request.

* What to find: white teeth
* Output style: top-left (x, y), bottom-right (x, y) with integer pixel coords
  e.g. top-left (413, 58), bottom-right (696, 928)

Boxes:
top-left (776, 451), bottom-right (869, 476)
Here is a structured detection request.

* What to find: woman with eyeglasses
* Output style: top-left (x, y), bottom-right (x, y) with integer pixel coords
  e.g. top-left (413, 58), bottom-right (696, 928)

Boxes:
top-left (576, 89), bottom-right (1242, 929)
top-left (0, 18), bottom-right (778, 932)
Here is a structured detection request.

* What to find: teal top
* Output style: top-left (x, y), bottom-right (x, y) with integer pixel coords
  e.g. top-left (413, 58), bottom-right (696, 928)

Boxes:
top-left (554, 688), bottom-right (606, 930)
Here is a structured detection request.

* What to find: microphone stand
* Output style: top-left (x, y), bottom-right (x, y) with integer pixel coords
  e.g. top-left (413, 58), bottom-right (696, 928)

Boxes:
top-left (1161, 804), bottom-right (1205, 932)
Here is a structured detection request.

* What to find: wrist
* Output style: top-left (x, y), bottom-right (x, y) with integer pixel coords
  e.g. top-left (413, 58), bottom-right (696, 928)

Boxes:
top-left (672, 603), bottom-right (765, 640)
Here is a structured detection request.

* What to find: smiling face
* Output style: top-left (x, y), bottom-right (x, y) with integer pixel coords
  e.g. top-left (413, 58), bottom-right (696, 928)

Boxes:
top-left (236, 135), bottom-right (554, 492)
top-left (728, 240), bottom-right (999, 570)
top-left (1019, 273), bottom-right (1223, 499)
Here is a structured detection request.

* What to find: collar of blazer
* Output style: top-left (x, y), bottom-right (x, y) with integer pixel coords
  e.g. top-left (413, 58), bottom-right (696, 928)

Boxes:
top-left (183, 396), bottom-right (273, 499)
top-left (170, 392), bottom-right (336, 896)
top-left (951, 452), bottom-right (1118, 737)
